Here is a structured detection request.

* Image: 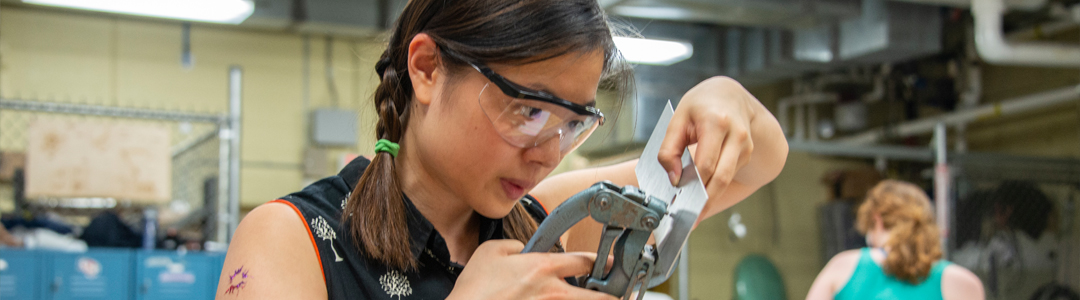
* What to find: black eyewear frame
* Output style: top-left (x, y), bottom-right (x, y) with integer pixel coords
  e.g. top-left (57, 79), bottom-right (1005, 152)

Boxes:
top-left (469, 62), bottom-right (605, 125)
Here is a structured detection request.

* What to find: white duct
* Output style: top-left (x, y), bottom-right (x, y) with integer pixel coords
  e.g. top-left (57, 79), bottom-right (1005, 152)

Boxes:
top-left (838, 83), bottom-right (1080, 144)
top-left (973, 0), bottom-right (1080, 67)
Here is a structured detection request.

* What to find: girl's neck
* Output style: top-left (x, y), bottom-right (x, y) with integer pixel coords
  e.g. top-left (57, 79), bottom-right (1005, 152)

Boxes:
top-left (394, 136), bottom-right (480, 264)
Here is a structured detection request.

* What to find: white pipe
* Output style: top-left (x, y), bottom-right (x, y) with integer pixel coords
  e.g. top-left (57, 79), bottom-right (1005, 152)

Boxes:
top-left (862, 74), bottom-right (886, 103)
top-left (777, 92), bottom-right (837, 138)
top-left (839, 83), bottom-right (1080, 144)
top-left (974, 0), bottom-right (1080, 67)
top-left (794, 103), bottom-right (806, 140)
top-left (227, 66), bottom-right (243, 241)
top-left (778, 100), bottom-right (790, 137)
top-left (1005, 19), bottom-right (1079, 42)
top-left (959, 65), bottom-right (982, 108)
top-left (892, 0), bottom-right (1045, 10)
top-left (933, 123), bottom-right (950, 256)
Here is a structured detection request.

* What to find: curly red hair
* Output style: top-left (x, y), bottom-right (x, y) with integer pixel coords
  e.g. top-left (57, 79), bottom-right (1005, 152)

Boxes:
top-left (856, 180), bottom-right (942, 284)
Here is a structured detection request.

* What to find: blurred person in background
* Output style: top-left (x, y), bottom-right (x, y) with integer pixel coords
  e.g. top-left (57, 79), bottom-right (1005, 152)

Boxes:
top-left (952, 181), bottom-right (1063, 299)
top-left (0, 225), bottom-right (23, 247)
top-left (806, 179), bottom-right (985, 300)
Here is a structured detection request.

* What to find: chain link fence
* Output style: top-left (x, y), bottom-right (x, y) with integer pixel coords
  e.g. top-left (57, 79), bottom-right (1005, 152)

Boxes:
top-left (0, 98), bottom-right (230, 243)
top-left (949, 153), bottom-right (1080, 300)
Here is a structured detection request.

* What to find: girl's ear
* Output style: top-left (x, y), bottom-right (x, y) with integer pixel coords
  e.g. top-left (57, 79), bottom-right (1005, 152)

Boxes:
top-left (407, 33), bottom-right (442, 106)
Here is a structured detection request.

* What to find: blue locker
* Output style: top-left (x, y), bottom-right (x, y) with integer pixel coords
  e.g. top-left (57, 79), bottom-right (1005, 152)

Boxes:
top-left (46, 249), bottom-right (134, 300)
top-left (208, 252), bottom-right (226, 296)
top-left (0, 249), bottom-right (43, 300)
top-left (135, 251), bottom-right (222, 300)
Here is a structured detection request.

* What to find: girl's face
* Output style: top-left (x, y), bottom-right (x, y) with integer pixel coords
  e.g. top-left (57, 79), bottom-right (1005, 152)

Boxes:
top-left (407, 49), bottom-right (606, 219)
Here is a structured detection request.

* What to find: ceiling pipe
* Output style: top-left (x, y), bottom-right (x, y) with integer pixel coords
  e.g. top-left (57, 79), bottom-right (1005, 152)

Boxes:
top-left (1005, 19), bottom-right (1079, 42)
top-left (837, 83), bottom-right (1080, 144)
top-left (889, 0), bottom-right (1045, 10)
top-left (777, 92), bottom-right (838, 139)
top-left (973, 0), bottom-right (1080, 67)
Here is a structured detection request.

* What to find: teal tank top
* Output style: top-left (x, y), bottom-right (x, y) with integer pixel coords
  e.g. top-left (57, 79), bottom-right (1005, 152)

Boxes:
top-left (835, 248), bottom-right (950, 300)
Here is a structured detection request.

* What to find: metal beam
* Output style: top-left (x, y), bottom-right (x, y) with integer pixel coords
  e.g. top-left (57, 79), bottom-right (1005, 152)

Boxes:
top-left (788, 140), bottom-right (934, 161)
top-left (0, 98), bottom-right (223, 123)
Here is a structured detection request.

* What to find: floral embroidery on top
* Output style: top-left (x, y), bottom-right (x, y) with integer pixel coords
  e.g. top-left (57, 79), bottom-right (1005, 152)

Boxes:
top-left (311, 216), bottom-right (344, 262)
top-left (380, 270), bottom-right (413, 299)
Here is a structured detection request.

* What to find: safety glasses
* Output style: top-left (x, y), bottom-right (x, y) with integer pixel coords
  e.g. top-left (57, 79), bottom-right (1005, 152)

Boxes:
top-left (470, 62), bottom-right (605, 155)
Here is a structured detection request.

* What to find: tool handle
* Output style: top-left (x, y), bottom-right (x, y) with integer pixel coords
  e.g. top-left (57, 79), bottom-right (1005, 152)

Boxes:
top-left (522, 183), bottom-right (605, 253)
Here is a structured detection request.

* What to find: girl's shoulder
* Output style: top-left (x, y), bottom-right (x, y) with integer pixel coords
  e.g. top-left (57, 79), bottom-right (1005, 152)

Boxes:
top-left (216, 201), bottom-right (328, 299)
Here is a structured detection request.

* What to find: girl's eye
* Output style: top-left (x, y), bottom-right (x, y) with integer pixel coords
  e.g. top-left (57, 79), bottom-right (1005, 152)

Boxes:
top-left (517, 105), bottom-right (544, 119)
top-left (567, 120), bottom-right (584, 131)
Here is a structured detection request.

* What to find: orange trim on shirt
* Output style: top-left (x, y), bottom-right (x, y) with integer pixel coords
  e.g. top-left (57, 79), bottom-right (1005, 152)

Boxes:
top-left (532, 196), bottom-right (550, 215)
top-left (270, 199), bottom-right (326, 284)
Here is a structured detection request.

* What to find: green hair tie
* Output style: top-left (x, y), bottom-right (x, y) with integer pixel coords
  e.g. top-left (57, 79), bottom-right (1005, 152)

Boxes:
top-left (374, 139), bottom-right (400, 157)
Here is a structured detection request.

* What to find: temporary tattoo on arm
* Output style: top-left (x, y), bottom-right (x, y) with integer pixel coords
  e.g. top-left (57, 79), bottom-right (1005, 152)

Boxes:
top-left (224, 266), bottom-right (250, 295)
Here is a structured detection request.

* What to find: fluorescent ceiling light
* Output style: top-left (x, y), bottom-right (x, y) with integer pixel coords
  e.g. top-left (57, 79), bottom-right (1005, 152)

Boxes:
top-left (614, 36), bottom-right (694, 66)
top-left (23, 0), bottom-right (254, 24)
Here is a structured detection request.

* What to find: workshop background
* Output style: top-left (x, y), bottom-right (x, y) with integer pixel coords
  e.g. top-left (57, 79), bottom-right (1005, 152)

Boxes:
top-left (1, 0), bottom-right (1079, 299)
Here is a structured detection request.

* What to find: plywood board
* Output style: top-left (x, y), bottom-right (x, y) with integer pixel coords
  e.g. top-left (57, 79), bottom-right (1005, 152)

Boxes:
top-left (0, 151), bottom-right (27, 182)
top-left (26, 119), bottom-right (171, 203)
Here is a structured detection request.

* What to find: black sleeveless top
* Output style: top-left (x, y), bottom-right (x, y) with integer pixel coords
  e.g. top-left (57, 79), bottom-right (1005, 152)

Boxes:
top-left (273, 156), bottom-right (551, 300)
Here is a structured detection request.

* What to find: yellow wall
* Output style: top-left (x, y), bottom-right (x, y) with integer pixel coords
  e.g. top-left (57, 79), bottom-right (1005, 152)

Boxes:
top-left (967, 65), bottom-right (1080, 157)
top-left (0, 6), bottom-right (384, 209)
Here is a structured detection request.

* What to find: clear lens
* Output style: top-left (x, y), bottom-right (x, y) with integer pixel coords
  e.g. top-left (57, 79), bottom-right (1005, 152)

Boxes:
top-left (478, 83), bottom-right (600, 154)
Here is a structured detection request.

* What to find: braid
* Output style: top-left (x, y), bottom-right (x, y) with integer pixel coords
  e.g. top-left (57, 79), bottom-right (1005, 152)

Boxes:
top-left (374, 53), bottom-right (411, 142)
top-left (343, 50), bottom-right (419, 271)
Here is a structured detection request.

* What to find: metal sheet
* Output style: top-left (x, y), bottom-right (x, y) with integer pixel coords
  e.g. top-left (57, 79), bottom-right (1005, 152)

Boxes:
top-left (634, 101), bottom-right (709, 286)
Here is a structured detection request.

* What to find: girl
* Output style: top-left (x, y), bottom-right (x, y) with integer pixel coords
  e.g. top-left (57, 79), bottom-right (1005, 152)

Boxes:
top-left (216, 0), bottom-right (788, 298)
top-left (806, 180), bottom-right (985, 300)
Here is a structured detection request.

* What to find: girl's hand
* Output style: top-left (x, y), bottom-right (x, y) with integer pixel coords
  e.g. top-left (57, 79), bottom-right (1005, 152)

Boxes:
top-left (448, 240), bottom-right (617, 300)
top-left (657, 76), bottom-right (787, 224)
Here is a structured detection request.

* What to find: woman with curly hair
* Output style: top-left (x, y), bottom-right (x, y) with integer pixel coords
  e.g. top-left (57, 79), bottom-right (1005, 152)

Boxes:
top-left (806, 180), bottom-right (985, 300)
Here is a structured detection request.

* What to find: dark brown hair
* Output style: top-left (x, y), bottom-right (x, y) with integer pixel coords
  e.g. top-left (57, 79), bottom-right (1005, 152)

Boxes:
top-left (856, 180), bottom-right (943, 284)
top-left (344, 0), bottom-right (633, 271)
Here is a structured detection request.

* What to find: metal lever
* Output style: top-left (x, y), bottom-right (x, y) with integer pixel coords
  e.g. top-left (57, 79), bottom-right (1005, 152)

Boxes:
top-left (523, 181), bottom-right (667, 299)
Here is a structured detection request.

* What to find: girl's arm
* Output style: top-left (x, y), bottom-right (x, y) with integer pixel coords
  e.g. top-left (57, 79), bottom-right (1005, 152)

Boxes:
top-left (215, 203), bottom-right (327, 300)
top-left (531, 76), bottom-right (788, 251)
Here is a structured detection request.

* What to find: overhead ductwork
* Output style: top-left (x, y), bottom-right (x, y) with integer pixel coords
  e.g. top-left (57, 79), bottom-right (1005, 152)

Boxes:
top-left (604, 0), bottom-right (862, 29)
top-left (578, 0), bottom-right (947, 156)
top-left (239, 0), bottom-right (293, 30)
top-left (972, 0), bottom-right (1080, 67)
top-left (9, 0), bottom-right (410, 37)
top-left (293, 0), bottom-right (409, 36)
top-left (241, 0), bottom-right (409, 35)
top-left (838, 0), bottom-right (941, 63)
top-left (889, 0), bottom-right (1046, 9)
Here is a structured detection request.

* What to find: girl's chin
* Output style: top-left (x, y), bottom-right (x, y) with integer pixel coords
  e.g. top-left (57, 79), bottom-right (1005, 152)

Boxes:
top-left (472, 199), bottom-right (520, 220)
